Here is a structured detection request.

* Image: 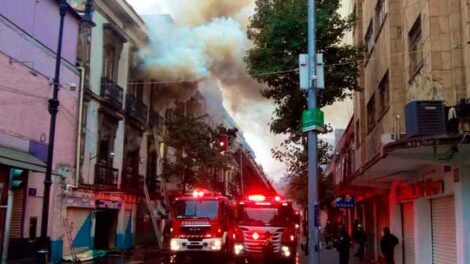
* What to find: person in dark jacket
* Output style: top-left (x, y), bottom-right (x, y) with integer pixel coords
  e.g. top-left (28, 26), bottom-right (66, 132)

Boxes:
top-left (353, 224), bottom-right (367, 260)
top-left (335, 225), bottom-right (351, 264)
top-left (380, 227), bottom-right (399, 264)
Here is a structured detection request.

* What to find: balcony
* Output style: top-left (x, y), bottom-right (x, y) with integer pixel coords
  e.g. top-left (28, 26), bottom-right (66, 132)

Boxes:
top-left (100, 77), bottom-right (124, 110)
top-left (94, 163), bottom-right (119, 188)
top-left (126, 94), bottom-right (148, 124)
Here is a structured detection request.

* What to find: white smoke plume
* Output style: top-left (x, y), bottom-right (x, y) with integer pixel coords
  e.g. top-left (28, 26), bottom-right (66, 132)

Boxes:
top-left (139, 0), bottom-right (264, 113)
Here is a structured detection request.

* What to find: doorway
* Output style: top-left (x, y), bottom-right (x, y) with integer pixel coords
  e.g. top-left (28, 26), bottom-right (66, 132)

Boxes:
top-left (94, 210), bottom-right (117, 250)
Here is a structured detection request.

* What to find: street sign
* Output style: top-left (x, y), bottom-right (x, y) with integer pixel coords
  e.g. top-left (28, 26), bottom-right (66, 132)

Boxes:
top-left (335, 196), bottom-right (355, 208)
top-left (302, 108), bottom-right (325, 132)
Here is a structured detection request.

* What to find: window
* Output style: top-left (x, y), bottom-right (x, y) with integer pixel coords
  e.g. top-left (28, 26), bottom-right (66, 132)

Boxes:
top-left (378, 71), bottom-right (390, 114)
top-left (375, 0), bottom-right (386, 34)
top-left (365, 21), bottom-right (374, 55)
top-left (355, 120), bottom-right (361, 146)
top-left (102, 46), bottom-right (116, 81)
top-left (367, 95), bottom-right (376, 131)
top-left (409, 16), bottom-right (423, 75)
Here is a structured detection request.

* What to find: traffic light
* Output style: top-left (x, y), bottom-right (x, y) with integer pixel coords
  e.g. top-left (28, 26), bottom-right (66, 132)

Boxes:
top-left (218, 134), bottom-right (228, 153)
top-left (9, 168), bottom-right (24, 190)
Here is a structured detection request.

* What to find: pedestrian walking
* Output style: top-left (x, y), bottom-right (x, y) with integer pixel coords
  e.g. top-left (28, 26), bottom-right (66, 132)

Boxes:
top-left (335, 225), bottom-right (351, 264)
top-left (380, 227), bottom-right (399, 264)
top-left (353, 224), bottom-right (367, 260)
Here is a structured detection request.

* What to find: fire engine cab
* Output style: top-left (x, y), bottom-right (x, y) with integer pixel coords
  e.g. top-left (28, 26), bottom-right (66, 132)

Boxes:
top-left (169, 190), bottom-right (235, 263)
top-left (233, 194), bottom-right (298, 264)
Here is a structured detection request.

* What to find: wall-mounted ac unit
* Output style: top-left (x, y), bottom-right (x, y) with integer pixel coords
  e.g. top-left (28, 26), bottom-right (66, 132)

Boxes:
top-left (405, 100), bottom-right (446, 138)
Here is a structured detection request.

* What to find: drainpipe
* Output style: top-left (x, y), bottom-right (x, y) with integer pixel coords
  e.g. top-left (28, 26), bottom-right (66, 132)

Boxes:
top-left (76, 66), bottom-right (85, 186)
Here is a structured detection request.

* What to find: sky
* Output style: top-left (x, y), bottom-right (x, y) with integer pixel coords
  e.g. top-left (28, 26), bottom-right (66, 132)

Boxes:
top-left (127, 0), bottom-right (353, 183)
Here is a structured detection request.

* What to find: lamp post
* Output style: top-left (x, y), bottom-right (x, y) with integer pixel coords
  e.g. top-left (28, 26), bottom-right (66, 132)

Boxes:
top-left (37, 1), bottom-right (67, 262)
top-left (38, 0), bottom-right (95, 262)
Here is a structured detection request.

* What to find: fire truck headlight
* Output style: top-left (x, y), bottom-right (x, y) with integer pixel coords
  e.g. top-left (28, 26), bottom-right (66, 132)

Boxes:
top-left (170, 239), bottom-right (181, 251)
top-left (281, 246), bottom-right (291, 257)
top-left (234, 244), bottom-right (244, 255)
top-left (211, 238), bottom-right (222, 250)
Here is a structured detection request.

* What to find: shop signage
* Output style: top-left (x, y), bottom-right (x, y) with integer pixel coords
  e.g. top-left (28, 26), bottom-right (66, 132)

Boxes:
top-left (335, 195), bottom-right (355, 208)
top-left (96, 199), bottom-right (122, 209)
top-left (397, 179), bottom-right (444, 201)
top-left (96, 192), bottom-right (136, 203)
top-left (67, 197), bottom-right (95, 208)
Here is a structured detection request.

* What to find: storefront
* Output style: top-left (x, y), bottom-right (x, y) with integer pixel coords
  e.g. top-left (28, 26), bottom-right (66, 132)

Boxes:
top-left (396, 170), bottom-right (458, 264)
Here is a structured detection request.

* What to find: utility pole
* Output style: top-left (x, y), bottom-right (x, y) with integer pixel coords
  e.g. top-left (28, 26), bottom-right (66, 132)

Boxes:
top-left (38, 0), bottom-right (67, 262)
top-left (307, 0), bottom-right (319, 263)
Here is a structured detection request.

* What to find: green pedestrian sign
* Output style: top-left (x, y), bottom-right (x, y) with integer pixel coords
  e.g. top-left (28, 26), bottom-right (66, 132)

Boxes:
top-left (302, 108), bottom-right (325, 132)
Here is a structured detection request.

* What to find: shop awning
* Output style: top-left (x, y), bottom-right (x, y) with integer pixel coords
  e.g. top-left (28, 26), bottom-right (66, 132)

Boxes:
top-left (0, 146), bottom-right (46, 172)
top-left (352, 135), bottom-right (470, 186)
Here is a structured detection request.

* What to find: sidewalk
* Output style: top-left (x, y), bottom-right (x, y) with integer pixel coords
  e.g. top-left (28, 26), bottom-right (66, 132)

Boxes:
top-left (299, 248), bottom-right (370, 264)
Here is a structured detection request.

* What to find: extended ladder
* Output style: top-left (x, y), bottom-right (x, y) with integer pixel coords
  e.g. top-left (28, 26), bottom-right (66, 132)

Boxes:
top-left (143, 181), bottom-right (163, 249)
top-left (63, 218), bottom-right (77, 263)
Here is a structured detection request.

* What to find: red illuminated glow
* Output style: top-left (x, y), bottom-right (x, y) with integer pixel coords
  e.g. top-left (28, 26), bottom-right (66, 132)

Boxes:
top-left (248, 194), bottom-right (266, 201)
top-left (252, 232), bottom-right (259, 240)
top-left (275, 196), bottom-right (281, 201)
top-left (192, 191), bottom-right (205, 198)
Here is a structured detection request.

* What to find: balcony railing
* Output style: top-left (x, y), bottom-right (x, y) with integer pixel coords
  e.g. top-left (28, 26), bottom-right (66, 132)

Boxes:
top-left (100, 77), bottom-right (124, 110)
top-left (126, 94), bottom-right (148, 124)
top-left (95, 163), bottom-right (119, 188)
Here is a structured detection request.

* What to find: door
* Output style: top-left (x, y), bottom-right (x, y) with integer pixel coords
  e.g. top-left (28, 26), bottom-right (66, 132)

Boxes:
top-left (94, 210), bottom-right (117, 249)
top-left (431, 196), bottom-right (457, 264)
top-left (402, 203), bottom-right (415, 264)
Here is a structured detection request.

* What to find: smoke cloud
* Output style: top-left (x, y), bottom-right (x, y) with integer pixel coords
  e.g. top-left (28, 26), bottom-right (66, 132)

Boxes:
top-left (139, 0), bottom-right (264, 113)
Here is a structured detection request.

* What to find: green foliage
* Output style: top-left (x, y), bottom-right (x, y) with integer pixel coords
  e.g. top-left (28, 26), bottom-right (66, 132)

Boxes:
top-left (247, 0), bottom-right (360, 206)
top-left (161, 115), bottom-right (232, 187)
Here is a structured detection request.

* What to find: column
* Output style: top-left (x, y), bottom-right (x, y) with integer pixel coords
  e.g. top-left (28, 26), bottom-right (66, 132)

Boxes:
top-left (414, 198), bottom-right (432, 264)
top-left (455, 165), bottom-right (470, 264)
top-left (389, 180), bottom-right (403, 264)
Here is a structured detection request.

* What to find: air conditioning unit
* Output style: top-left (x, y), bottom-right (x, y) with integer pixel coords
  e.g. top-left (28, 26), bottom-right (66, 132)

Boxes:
top-left (405, 100), bottom-right (446, 138)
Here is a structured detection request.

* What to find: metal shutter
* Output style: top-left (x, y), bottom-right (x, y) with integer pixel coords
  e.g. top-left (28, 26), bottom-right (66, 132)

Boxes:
top-left (9, 189), bottom-right (25, 238)
top-left (402, 203), bottom-right (415, 264)
top-left (431, 196), bottom-right (457, 264)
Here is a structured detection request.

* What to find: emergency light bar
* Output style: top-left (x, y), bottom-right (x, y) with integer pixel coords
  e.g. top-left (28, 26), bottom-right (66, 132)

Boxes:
top-left (248, 194), bottom-right (266, 201)
top-left (192, 191), bottom-right (205, 198)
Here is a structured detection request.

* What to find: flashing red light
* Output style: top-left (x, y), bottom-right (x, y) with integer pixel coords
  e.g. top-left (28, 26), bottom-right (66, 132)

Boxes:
top-left (192, 191), bottom-right (205, 197)
top-left (248, 194), bottom-right (266, 202)
top-left (252, 232), bottom-right (259, 240)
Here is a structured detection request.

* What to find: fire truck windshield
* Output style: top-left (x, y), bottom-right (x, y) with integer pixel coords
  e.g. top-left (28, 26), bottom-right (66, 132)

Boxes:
top-left (239, 207), bottom-right (287, 227)
top-left (175, 200), bottom-right (218, 219)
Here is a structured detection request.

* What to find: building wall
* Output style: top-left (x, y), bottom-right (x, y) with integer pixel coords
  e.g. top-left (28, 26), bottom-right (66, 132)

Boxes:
top-left (0, 0), bottom-right (81, 261)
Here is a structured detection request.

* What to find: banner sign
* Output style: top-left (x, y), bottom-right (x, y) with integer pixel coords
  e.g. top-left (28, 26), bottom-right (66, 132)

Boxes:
top-left (67, 197), bottom-right (95, 208)
top-left (96, 199), bottom-right (122, 209)
top-left (335, 195), bottom-right (355, 208)
top-left (397, 179), bottom-right (444, 201)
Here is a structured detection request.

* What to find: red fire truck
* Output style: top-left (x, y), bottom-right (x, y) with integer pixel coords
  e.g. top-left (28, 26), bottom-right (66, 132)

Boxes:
top-left (232, 194), bottom-right (298, 264)
top-left (169, 190), bottom-right (236, 263)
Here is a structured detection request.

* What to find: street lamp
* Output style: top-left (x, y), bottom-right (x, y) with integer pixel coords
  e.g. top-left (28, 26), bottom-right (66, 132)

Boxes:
top-left (38, 0), bottom-right (94, 262)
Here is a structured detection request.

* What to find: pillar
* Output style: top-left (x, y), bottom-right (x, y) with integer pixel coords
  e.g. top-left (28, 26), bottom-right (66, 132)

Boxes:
top-left (455, 165), bottom-right (470, 264)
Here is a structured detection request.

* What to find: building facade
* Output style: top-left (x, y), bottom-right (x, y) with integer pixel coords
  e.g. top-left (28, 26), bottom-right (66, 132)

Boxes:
top-left (330, 0), bottom-right (470, 263)
top-left (0, 0), bottom-right (81, 261)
